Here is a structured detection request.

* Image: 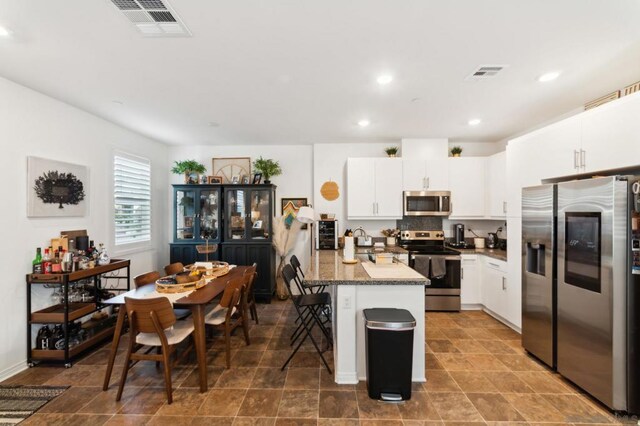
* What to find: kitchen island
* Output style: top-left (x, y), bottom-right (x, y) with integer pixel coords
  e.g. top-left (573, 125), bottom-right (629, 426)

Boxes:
top-left (304, 250), bottom-right (428, 384)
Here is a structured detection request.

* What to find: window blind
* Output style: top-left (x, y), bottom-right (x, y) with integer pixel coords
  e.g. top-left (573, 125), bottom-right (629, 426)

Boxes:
top-left (114, 154), bottom-right (151, 245)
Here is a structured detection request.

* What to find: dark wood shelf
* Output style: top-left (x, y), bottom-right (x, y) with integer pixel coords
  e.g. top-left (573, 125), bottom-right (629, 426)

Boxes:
top-left (31, 326), bottom-right (115, 361)
top-left (31, 303), bottom-right (96, 323)
top-left (27, 259), bottom-right (131, 284)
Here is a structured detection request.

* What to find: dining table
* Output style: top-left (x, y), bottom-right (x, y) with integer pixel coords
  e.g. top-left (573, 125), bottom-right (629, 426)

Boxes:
top-left (101, 265), bottom-right (250, 393)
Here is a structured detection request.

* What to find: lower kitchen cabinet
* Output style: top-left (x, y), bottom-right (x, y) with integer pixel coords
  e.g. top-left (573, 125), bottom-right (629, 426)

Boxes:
top-left (460, 255), bottom-right (481, 306)
top-left (221, 243), bottom-right (275, 303)
top-left (481, 257), bottom-right (509, 323)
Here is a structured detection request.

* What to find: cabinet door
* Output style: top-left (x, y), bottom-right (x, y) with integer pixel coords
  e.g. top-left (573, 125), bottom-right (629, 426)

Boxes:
top-left (487, 151), bottom-right (507, 218)
top-left (374, 158), bottom-right (403, 219)
top-left (221, 244), bottom-right (247, 266)
top-left (174, 188), bottom-right (197, 241)
top-left (460, 255), bottom-right (481, 305)
top-left (347, 158), bottom-right (376, 219)
top-left (581, 92), bottom-right (640, 172)
top-left (483, 259), bottom-right (508, 319)
top-left (247, 244), bottom-right (275, 301)
top-left (402, 159), bottom-right (427, 191)
top-left (198, 188), bottom-right (220, 242)
top-left (448, 157), bottom-right (486, 217)
top-left (533, 116), bottom-right (582, 178)
top-left (169, 244), bottom-right (198, 265)
top-left (248, 188), bottom-right (272, 242)
top-left (225, 188), bottom-right (249, 241)
top-left (425, 157), bottom-right (449, 190)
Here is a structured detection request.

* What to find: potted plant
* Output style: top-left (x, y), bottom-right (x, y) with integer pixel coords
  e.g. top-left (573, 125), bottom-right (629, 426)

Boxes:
top-left (253, 157), bottom-right (282, 184)
top-left (381, 228), bottom-right (399, 246)
top-left (384, 146), bottom-right (399, 157)
top-left (171, 160), bottom-right (207, 184)
top-left (450, 146), bottom-right (463, 157)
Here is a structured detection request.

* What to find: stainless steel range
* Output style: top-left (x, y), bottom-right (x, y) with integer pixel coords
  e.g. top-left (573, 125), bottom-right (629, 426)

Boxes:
top-left (399, 230), bottom-right (461, 311)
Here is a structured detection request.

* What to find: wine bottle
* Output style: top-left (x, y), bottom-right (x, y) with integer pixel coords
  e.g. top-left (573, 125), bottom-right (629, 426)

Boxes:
top-left (42, 248), bottom-right (52, 274)
top-left (32, 248), bottom-right (43, 274)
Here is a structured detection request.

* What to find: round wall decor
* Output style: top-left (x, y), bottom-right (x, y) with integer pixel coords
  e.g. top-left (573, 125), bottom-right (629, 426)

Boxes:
top-left (320, 181), bottom-right (339, 201)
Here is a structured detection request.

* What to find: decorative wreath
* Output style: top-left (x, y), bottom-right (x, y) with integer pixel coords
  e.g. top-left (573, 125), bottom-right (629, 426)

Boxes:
top-left (34, 170), bottom-right (85, 209)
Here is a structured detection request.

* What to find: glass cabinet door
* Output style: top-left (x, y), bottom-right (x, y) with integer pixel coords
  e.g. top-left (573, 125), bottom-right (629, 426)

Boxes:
top-left (249, 189), bottom-right (271, 240)
top-left (199, 189), bottom-right (219, 241)
top-left (226, 189), bottom-right (247, 241)
top-left (175, 189), bottom-right (196, 241)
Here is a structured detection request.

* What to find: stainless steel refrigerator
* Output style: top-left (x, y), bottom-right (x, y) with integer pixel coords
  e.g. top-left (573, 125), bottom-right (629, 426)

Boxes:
top-left (522, 184), bottom-right (556, 369)
top-left (522, 176), bottom-right (640, 413)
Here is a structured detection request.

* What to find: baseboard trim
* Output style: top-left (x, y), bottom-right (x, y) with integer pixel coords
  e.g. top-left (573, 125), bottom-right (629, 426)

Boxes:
top-left (0, 360), bottom-right (27, 383)
top-left (335, 372), bottom-right (358, 384)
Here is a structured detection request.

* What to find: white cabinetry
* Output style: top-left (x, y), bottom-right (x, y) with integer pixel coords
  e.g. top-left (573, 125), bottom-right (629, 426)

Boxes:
top-left (448, 157), bottom-right (486, 218)
top-left (486, 151), bottom-right (507, 218)
top-left (460, 255), bottom-right (481, 306)
top-left (581, 92), bottom-right (640, 172)
top-left (481, 258), bottom-right (508, 321)
top-left (347, 158), bottom-right (403, 220)
top-left (401, 139), bottom-right (449, 190)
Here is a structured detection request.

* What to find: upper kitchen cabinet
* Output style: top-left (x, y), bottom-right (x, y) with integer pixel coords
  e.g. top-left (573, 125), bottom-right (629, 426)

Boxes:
top-left (401, 139), bottom-right (449, 191)
top-left (581, 91), bottom-right (640, 172)
top-left (347, 158), bottom-right (403, 220)
top-left (486, 151), bottom-right (507, 218)
top-left (448, 157), bottom-right (486, 218)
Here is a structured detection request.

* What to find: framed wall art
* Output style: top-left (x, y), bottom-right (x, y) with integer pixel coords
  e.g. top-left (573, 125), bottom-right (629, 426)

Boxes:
top-left (211, 157), bottom-right (251, 184)
top-left (282, 197), bottom-right (308, 229)
top-left (27, 156), bottom-right (88, 217)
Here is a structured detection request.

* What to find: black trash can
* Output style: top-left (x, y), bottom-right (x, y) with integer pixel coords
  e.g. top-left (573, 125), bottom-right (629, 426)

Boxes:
top-left (363, 308), bottom-right (416, 402)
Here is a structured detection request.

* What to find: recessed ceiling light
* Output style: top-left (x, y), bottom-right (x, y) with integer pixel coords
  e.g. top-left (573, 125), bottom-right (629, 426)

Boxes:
top-left (0, 25), bottom-right (12, 38)
top-left (468, 118), bottom-right (482, 126)
top-left (538, 71), bottom-right (561, 82)
top-left (376, 75), bottom-right (393, 85)
top-left (358, 119), bottom-right (370, 127)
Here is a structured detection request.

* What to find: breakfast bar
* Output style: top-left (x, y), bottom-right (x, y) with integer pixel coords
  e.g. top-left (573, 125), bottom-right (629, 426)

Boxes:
top-left (304, 250), bottom-right (428, 384)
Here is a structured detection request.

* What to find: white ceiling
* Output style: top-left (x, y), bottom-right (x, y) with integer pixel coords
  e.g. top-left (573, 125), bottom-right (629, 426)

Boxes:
top-left (1, 0), bottom-right (640, 146)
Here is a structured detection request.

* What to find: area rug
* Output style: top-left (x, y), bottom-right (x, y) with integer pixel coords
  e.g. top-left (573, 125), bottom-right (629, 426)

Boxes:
top-left (0, 385), bottom-right (68, 425)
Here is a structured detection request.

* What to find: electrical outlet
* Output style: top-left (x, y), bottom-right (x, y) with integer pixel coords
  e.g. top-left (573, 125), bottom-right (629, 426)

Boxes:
top-left (342, 296), bottom-right (351, 309)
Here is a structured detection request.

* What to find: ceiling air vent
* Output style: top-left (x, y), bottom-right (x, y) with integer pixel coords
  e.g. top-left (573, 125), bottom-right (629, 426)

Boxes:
top-left (466, 65), bottom-right (509, 80)
top-left (109, 0), bottom-right (191, 37)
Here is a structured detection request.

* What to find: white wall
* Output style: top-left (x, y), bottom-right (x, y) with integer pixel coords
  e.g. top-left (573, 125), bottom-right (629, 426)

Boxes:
top-left (313, 143), bottom-right (398, 237)
top-left (448, 141), bottom-right (505, 157)
top-left (0, 76), bottom-right (169, 380)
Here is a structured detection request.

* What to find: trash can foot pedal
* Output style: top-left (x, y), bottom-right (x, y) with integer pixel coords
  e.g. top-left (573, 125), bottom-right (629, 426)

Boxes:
top-left (380, 393), bottom-right (403, 403)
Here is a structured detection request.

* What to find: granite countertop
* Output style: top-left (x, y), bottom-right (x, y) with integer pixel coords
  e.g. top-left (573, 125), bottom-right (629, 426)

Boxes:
top-left (455, 247), bottom-right (508, 262)
top-left (304, 250), bottom-right (427, 287)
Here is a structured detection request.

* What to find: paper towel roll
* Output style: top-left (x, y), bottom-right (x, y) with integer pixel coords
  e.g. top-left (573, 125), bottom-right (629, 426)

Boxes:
top-left (343, 237), bottom-right (355, 261)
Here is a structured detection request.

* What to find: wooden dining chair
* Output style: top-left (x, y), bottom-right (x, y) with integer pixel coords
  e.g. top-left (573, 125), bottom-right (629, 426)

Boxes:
top-left (164, 262), bottom-right (184, 276)
top-left (242, 263), bottom-right (259, 324)
top-left (133, 271), bottom-right (191, 319)
top-left (117, 297), bottom-right (195, 404)
top-left (133, 271), bottom-right (161, 288)
top-left (204, 276), bottom-right (250, 368)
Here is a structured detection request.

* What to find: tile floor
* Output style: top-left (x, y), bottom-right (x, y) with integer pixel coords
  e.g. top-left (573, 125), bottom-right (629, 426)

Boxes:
top-left (4, 301), bottom-right (634, 425)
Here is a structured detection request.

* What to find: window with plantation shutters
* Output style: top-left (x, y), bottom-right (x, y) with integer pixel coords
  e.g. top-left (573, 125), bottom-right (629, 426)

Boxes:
top-left (114, 154), bottom-right (151, 245)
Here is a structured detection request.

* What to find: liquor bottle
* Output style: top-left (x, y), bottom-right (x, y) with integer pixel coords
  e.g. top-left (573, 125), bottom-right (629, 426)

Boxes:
top-left (51, 250), bottom-right (62, 273)
top-left (32, 248), bottom-right (43, 274)
top-left (42, 248), bottom-right (52, 274)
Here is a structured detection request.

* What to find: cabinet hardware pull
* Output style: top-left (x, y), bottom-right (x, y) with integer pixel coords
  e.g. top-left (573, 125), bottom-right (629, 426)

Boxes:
top-left (422, 177), bottom-right (426, 189)
top-left (502, 276), bottom-right (506, 290)
top-left (461, 268), bottom-right (464, 279)
top-left (489, 262), bottom-right (499, 268)
top-left (426, 177), bottom-right (430, 189)
top-left (373, 203), bottom-right (375, 215)
top-left (573, 150), bottom-right (579, 170)
top-left (503, 201), bottom-right (507, 213)
top-left (580, 149), bottom-right (586, 169)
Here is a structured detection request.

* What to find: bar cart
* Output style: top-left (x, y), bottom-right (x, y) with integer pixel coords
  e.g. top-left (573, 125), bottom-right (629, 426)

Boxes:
top-left (26, 259), bottom-right (130, 367)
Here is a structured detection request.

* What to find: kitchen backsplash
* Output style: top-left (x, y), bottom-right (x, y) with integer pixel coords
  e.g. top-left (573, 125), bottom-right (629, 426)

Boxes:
top-left (396, 216), bottom-right (443, 231)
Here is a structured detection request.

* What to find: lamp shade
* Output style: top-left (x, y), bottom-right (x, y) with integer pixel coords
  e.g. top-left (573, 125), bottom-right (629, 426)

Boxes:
top-left (296, 206), bottom-right (315, 224)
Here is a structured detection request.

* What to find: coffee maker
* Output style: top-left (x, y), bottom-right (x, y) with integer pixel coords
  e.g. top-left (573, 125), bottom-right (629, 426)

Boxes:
top-left (452, 223), bottom-right (466, 248)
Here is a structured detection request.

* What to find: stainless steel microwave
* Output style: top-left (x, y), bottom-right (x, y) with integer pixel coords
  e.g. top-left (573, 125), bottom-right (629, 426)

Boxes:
top-left (403, 191), bottom-right (451, 216)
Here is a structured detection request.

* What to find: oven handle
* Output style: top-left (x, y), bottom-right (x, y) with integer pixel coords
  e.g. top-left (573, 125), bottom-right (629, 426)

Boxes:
top-left (411, 255), bottom-right (461, 261)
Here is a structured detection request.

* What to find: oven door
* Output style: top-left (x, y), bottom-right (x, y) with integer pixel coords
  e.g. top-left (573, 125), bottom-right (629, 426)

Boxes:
top-left (403, 191), bottom-right (451, 216)
top-left (410, 253), bottom-right (461, 290)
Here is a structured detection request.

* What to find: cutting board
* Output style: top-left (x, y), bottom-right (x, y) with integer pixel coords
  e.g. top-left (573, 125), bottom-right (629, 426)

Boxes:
top-left (361, 262), bottom-right (426, 280)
